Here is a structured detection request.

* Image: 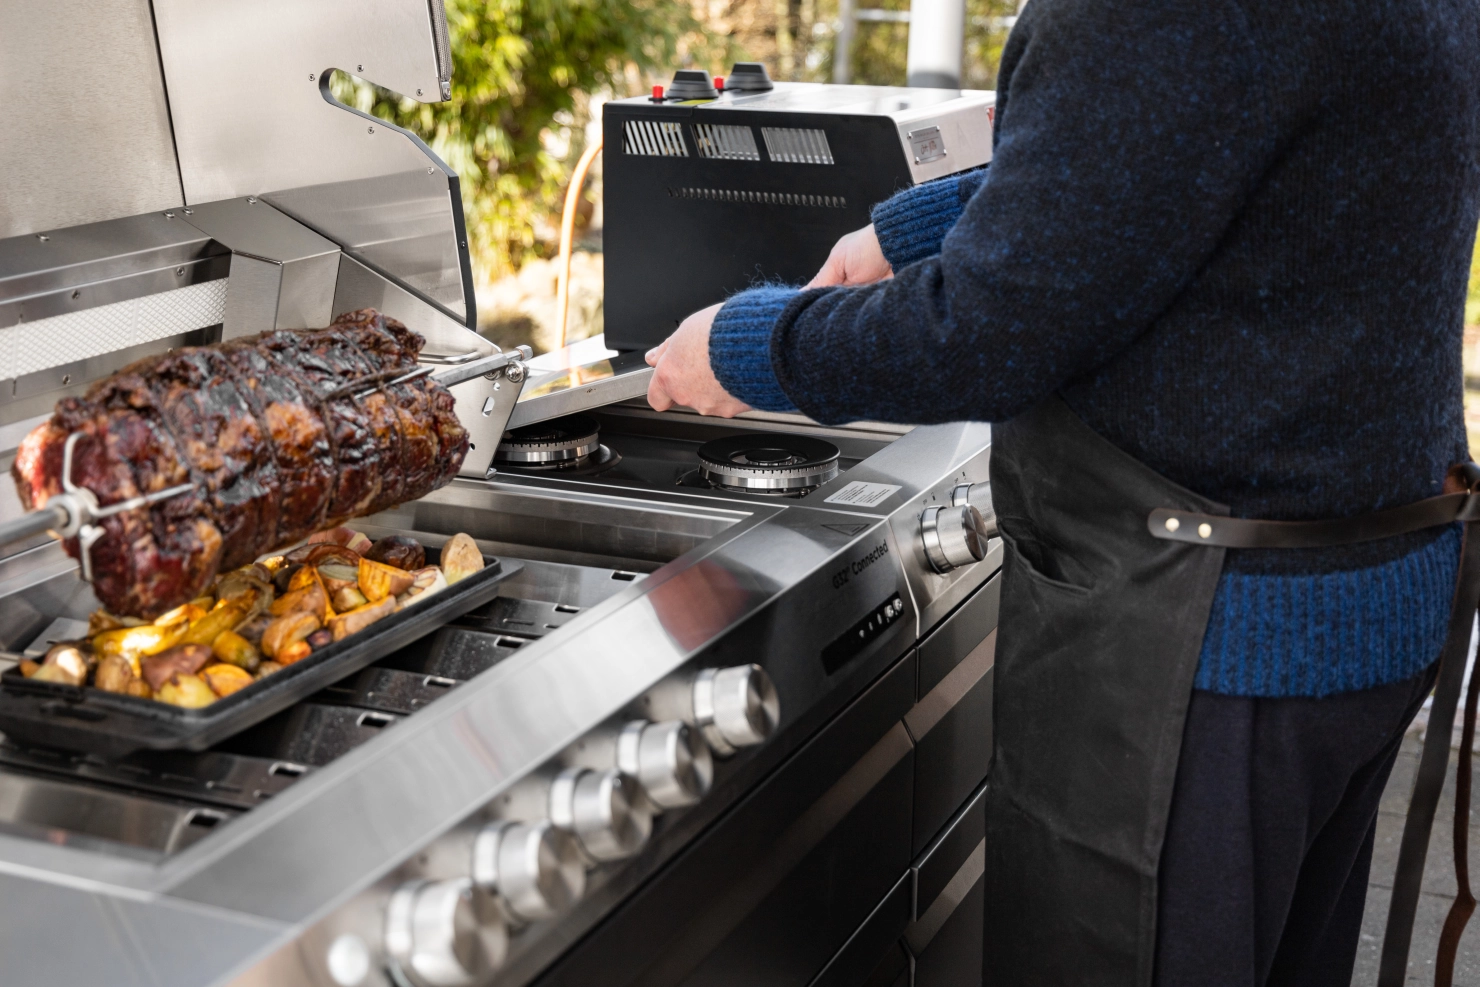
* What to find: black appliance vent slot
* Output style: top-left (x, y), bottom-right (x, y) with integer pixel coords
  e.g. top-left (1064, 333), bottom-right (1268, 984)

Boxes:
top-left (760, 127), bottom-right (834, 165)
top-left (667, 187), bottom-right (847, 208)
top-left (693, 123), bottom-right (760, 160)
top-left (624, 120), bottom-right (688, 157)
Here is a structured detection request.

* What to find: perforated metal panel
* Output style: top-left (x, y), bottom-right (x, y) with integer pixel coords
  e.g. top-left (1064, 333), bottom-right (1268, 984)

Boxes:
top-left (1, 279), bottom-right (228, 381)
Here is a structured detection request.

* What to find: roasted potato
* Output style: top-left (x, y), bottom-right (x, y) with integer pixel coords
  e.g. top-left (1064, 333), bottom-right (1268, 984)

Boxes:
top-left (261, 611), bottom-right (321, 660)
top-left (17, 659), bottom-right (39, 678)
top-left (88, 610), bottom-right (133, 635)
top-left (441, 533), bottom-right (485, 585)
top-left (94, 654), bottom-right (136, 693)
top-left (269, 582), bottom-right (328, 621)
top-left (43, 642), bottom-right (94, 678)
top-left (94, 623), bottom-right (185, 664)
top-left (125, 678), bottom-right (153, 700)
top-left (154, 602), bottom-right (207, 628)
top-left (358, 558), bottom-right (414, 602)
top-left (365, 536), bottom-right (425, 572)
top-left (211, 630), bottom-right (262, 672)
top-left (156, 673), bottom-right (216, 708)
top-left (31, 663), bottom-right (84, 686)
top-left (234, 613), bottom-right (273, 647)
top-left (201, 663), bottom-right (253, 698)
top-left (330, 585), bottom-right (369, 612)
top-left (141, 644), bottom-right (213, 691)
top-left (255, 661), bottom-right (284, 678)
top-left (306, 628), bottom-right (333, 650)
top-left (328, 596), bottom-right (397, 641)
top-left (179, 602), bottom-right (247, 648)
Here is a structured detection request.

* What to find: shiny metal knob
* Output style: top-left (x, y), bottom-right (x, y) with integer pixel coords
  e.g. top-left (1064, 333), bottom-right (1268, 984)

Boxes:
top-left (692, 664), bottom-right (780, 757)
top-left (920, 503), bottom-right (991, 574)
top-left (384, 878), bottom-right (507, 987)
top-left (617, 719), bottom-right (714, 809)
top-left (549, 767), bottom-right (652, 862)
top-left (472, 820), bottom-right (585, 923)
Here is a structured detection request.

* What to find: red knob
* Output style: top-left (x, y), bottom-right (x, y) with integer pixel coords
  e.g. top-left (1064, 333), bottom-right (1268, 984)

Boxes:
top-left (651, 85), bottom-right (664, 101)
top-left (714, 76), bottom-right (725, 90)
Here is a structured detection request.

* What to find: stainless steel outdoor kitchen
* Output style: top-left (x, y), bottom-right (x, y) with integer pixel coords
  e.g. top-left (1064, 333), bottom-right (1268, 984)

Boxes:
top-left (0, 3), bottom-right (1000, 986)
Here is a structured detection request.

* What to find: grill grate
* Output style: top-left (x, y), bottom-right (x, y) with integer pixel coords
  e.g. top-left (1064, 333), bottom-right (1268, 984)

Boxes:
top-left (693, 124), bottom-right (761, 161)
top-left (668, 187), bottom-right (847, 208)
top-left (623, 120), bottom-right (688, 157)
top-left (761, 127), bottom-right (834, 165)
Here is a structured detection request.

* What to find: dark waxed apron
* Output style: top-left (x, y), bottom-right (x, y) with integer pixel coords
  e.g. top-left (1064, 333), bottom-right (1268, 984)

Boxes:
top-left (981, 396), bottom-right (1480, 987)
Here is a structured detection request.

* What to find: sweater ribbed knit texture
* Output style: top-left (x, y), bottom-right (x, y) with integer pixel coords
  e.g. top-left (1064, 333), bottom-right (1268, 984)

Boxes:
top-left (708, 0), bottom-right (1480, 697)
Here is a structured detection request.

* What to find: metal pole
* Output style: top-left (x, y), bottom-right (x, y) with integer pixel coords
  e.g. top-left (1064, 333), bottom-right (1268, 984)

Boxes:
top-left (834, 0), bottom-right (856, 84)
top-left (905, 0), bottom-right (965, 89)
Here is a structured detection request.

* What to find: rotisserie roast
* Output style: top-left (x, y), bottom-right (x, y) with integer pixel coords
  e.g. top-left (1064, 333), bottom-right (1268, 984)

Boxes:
top-left (10, 309), bottom-right (469, 618)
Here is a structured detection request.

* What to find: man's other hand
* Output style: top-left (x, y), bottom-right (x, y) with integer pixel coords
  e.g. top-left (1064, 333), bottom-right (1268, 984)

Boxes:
top-left (807, 224), bottom-right (892, 288)
top-left (646, 303), bottom-right (752, 417)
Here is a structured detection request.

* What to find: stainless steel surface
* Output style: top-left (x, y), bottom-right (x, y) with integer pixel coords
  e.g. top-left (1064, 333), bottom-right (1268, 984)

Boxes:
top-left (693, 664), bottom-right (781, 757)
top-left (549, 767), bottom-right (653, 862)
top-left (472, 821), bottom-right (585, 923)
top-left (0, 0), bottom-right (184, 238)
top-left (951, 480), bottom-right (998, 533)
top-left (508, 345), bottom-right (656, 429)
top-left (385, 878), bottom-right (507, 987)
top-left (920, 503), bottom-right (990, 573)
top-left (0, 503), bottom-right (64, 551)
top-left (151, 0), bottom-right (474, 324)
top-left (697, 436), bottom-right (841, 494)
top-left (905, 0), bottom-right (967, 89)
top-left (180, 198), bottom-right (343, 337)
top-left (0, 406), bottom-right (996, 986)
top-left (616, 719), bottom-right (714, 809)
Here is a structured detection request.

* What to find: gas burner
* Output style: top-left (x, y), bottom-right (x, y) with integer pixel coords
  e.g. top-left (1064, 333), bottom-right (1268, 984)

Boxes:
top-left (493, 415), bottom-right (619, 473)
top-left (693, 434), bottom-right (840, 496)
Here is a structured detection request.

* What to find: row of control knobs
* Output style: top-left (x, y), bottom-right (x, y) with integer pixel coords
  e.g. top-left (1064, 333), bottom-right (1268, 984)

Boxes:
top-left (378, 664), bottom-right (780, 987)
top-left (919, 482), bottom-right (998, 574)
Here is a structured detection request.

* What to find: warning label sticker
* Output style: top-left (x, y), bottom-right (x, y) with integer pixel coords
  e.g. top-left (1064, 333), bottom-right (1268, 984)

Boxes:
top-left (823, 480), bottom-right (902, 508)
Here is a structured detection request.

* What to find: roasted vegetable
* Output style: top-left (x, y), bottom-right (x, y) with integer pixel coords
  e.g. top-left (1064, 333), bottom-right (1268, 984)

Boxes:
top-left (179, 602), bottom-right (247, 648)
top-left (329, 596), bottom-right (397, 640)
top-left (235, 613), bottom-right (273, 647)
top-left (125, 678), bottom-right (153, 700)
top-left (214, 568), bottom-right (273, 617)
top-left (269, 582), bottom-right (328, 620)
top-left (188, 595), bottom-right (217, 612)
top-left (286, 543), bottom-right (362, 569)
top-left (31, 663), bottom-right (84, 686)
top-left (155, 602), bottom-right (207, 628)
top-left (88, 610), bottom-right (131, 635)
top-left (157, 673), bottom-right (216, 708)
top-left (309, 526), bottom-right (374, 555)
top-left (211, 630), bottom-right (262, 672)
top-left (358, 558), bottom-right (414, 602)
top-left (331, 585), bottom-right (369, 612)
top-left (318, 562), bottom-right (359, 591)
top-left (141, 644), bottom-right (213, 691)
top-left (256, 660), bottom-right (284, 678)
top-left (272, 563), bottom-right (302, 595)
top-left (441, 533), bottom-right (484, 585)
top-left (402, 566), bottom-right (448, 606)
top-left (17, 659), bottom-right (39, 678)
top-left (94, 623), bottom-right (185, 664)
top-left (306, 628), bottom-right (334, 649)
top-left (201, 663), bottom-right (253, 697)
top-left (94, 654), bottom-right (136, 693)
top-left (262, 611), bottom-right (321, 660)
top-left (365, 535), bottom-right (425, 571)
top-left (43, 642), bottom-right (94, 678)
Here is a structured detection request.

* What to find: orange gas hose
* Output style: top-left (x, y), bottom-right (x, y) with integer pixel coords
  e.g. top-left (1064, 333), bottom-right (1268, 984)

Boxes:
top-left (555, 135), bottom-right (604, 352)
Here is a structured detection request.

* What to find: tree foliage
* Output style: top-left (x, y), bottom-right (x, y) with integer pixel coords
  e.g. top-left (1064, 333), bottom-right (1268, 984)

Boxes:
top-left (335, 0), bottom-right (713, 279)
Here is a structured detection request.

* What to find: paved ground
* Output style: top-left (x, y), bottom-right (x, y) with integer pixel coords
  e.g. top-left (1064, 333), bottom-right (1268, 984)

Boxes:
top-left (1351, 737), bottom-right (1479, 986)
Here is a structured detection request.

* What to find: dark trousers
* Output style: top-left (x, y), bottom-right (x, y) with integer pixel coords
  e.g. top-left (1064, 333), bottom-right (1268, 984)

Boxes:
top-left (1153, 665), bottom-right (1437, 987)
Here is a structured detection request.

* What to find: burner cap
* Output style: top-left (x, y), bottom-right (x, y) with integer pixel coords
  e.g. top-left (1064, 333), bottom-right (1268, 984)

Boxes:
top-left (495, 415), bottom-right (601, 466)
top-left (697, 434), bottom-right (840, 493)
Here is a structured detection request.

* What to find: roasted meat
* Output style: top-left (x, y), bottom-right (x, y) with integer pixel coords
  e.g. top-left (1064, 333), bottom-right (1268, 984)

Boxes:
top-left (11, 310), bottom-right (470, 617)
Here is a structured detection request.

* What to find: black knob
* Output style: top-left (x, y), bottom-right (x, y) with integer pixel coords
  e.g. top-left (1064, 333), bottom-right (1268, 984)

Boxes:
top-left (726, 62), bottom-right (774, 92)
top-left (668, 69), bottom-right (719, 100)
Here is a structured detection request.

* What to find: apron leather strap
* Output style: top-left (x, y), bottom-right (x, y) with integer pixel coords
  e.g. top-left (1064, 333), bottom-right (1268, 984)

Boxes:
top-left (1144, 463), bottom-right (1480, 984)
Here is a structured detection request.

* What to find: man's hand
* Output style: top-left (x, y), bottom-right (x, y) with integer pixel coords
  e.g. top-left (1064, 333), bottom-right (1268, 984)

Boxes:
top-left (646, 303), bottom-right (753, 417)
top-left (807, 224), bottom-right (892, 288)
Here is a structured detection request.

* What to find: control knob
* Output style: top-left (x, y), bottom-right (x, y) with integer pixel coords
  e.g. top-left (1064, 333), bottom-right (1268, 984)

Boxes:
top-left (617, 719), bottom-right (714, 809)
top-left (920, 489), bottom-right (994, 574)
top-left (472, 820), bottom-right (585, 923)
top-left (692, 664), bottom-right (780, 757)
top-left (549, 767), bottom-right (652, 862)
top-left (384, 878), bottom-right (507, 987)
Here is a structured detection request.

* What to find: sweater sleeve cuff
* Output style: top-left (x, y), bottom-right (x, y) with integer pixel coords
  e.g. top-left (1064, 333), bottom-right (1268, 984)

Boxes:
top-left (709, 287), bottom-right (800, 412)
top-left (869, 170), bottom-right (971, 268)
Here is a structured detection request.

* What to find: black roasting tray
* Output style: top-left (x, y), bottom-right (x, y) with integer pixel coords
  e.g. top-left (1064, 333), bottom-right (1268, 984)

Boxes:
top-left (0, 551), bottom-right (518, 759)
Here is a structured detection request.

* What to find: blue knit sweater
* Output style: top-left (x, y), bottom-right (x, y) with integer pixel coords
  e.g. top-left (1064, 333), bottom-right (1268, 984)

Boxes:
top-left (706, 0), bottom-right (1480, 697)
